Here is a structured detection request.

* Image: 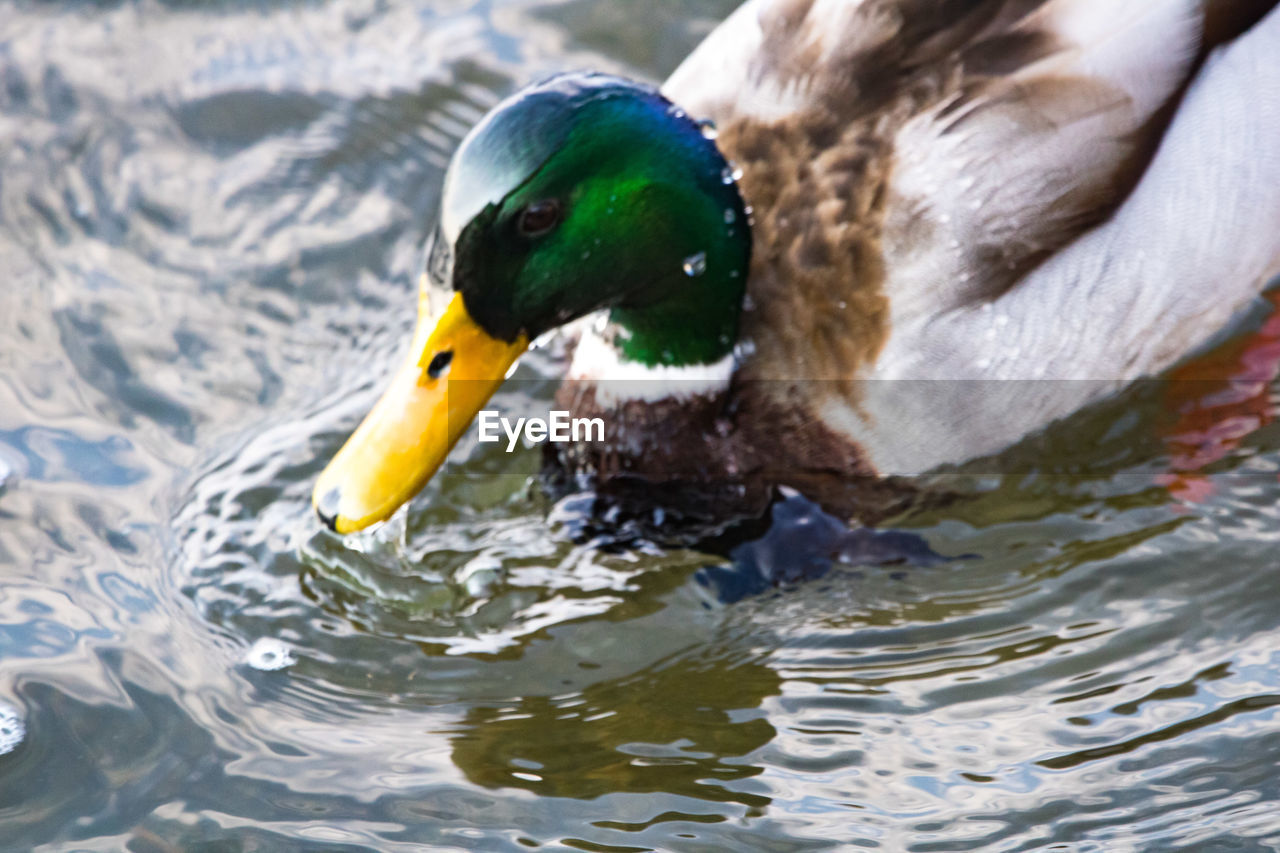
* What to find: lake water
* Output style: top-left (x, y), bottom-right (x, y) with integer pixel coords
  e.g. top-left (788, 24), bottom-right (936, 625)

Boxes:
top-left (3, 1), bottom-right (1280, 850)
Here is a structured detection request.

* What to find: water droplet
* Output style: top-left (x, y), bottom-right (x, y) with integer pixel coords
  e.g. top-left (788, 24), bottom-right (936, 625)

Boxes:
top-left (682, 252), bottom-right (707, 277)
top-left (246, 638), bottom-right (296, 671)
top-left (724, 208), bottom-right (736, 224)
top-left (581, 250), bottom-right (591, 261)
top-left (698, 118), bottom-right (718, 140)
top-left (721, 165), bottom-right (743, 185)
top-left (593, 313), bottom-right (609, 335)
top-left (667, 105), bottom-right (687, 119)
top-left (0, 703), bottom-right (24, 756)
top-left (530, 328), bottom-right (558, 350)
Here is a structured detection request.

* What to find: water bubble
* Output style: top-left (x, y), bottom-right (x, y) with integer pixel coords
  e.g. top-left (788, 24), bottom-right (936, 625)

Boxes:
top-left (245, 638), bottom-right (296, 671)
top-left (682, 252), bottom-right (707, 277)
top-left (0, 703), bottom-right (24, 755)
top-left (724, 208), bottom-right (736, 225)
top-left (721, 165), bottom-right (743, 185)
top-left (697, 118), bottom-right (718, 140)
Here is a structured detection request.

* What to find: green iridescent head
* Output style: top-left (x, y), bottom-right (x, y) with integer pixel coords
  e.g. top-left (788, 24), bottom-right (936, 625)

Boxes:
top-left (429, 71), bottom-right (752, 367)
top-left (313, 72), bottom-right (753, 532)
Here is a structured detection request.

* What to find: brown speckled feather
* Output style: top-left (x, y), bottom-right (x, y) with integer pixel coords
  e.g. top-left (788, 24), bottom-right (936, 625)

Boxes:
top-left (667, 0), bottom-right (1277, 383)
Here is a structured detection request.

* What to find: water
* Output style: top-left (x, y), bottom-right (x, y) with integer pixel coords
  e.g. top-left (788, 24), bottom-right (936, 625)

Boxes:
top-left (2, 1), bottom-right (1280, 850)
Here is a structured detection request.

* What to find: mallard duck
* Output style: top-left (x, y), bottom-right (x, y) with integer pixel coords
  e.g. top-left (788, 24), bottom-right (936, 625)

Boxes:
top-left (314, 0), bottom-right (1280, 534)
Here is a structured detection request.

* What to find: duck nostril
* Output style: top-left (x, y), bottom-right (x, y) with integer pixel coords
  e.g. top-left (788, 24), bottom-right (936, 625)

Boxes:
top-left (427, 350), bottom-right (454, 380)
top-left (315, 487), bottom-right (342, 532)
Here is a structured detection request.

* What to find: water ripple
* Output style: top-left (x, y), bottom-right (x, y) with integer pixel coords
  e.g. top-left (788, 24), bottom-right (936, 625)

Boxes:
top-left (2, 0), bottom-right (1280, 850)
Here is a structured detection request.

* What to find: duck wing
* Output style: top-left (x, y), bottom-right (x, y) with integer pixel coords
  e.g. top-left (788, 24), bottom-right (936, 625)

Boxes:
top-left (666, 0), bottom-right (1280, 476)
top-left (670, 0), bottom-right (1273, 320)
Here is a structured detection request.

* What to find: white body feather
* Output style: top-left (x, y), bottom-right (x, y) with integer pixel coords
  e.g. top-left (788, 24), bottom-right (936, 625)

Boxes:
top-left (840, 3), bottom-right (1280, 473)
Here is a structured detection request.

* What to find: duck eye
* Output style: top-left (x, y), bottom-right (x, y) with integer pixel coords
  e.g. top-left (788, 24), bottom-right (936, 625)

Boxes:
top-left (517, 200), bottom-right (562, 237)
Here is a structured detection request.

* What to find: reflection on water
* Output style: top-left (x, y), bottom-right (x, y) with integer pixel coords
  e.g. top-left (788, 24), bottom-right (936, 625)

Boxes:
top-left (2, 0), bottom-right (1280, 850)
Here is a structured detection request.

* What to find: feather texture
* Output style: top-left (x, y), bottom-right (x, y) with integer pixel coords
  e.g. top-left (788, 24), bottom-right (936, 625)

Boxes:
top-left (562, 0), bottom-right (1280, 497)
top-left (657, 0), bottom-right (1280, 475)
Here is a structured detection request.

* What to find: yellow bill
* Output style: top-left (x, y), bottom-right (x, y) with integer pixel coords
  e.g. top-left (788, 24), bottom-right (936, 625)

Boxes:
top-left (313, 290), bottom-right (528, 533)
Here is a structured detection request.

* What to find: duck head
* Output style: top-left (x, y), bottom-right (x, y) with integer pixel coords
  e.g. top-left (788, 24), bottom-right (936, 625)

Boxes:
top-left (314, 72), bottom-right (752, 533)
